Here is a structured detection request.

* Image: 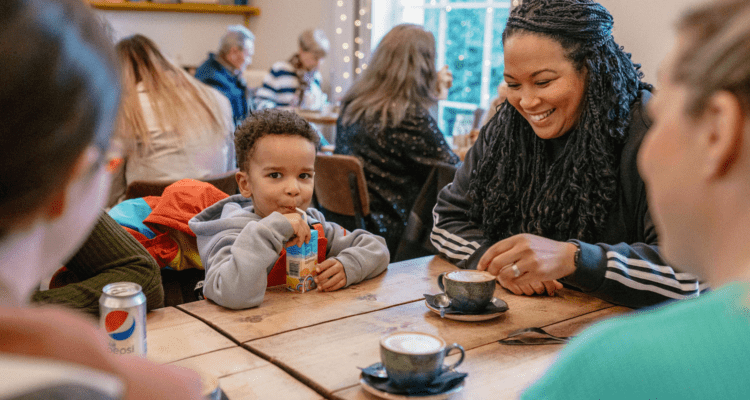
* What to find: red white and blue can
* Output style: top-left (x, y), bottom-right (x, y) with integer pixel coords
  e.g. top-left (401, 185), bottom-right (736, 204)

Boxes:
top-left (100, 282), bottom-right (147, 357)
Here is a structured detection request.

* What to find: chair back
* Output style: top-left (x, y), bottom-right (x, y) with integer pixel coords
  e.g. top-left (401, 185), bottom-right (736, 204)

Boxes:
top-left (124, 169), bottom-right (239, 200)
top-left (314, 154), bottom-right (369, 229)
top-left (394, 162), bottom-right (458, 261)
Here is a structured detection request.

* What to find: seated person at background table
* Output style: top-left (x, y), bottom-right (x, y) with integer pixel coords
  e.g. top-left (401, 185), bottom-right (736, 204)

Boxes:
top-left (0, 0), bottom-right (202, 398)
top-left (32, 212), bottom-right (164, 316)
top-left (334, 24), bottom-right (459, 256)
top-left (189, 109), bottom-right (389, 310)
top-left (254, 29), bottom-right (330, 111)
top-left (195, 25), bottom-right (254, 125)
top-left (109, 34), bottom-right (235, 206)
top-left (431, 0), bottom-right (705, 308)
top-left (524, 0), bottom-right (750, 397)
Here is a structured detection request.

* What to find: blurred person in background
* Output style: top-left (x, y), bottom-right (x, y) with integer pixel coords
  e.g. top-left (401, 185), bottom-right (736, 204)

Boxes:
top-left (255, 28), bottom-right (330, 110)
top-left (524, 0), bottom-right (750, 397)
top-left (110, 34), bottom-right (234, 206)
top-left (0, 0), bottom-right (202, 398)
top-left (196, 25), bottom-right (255, 125)
top-left (335, 24), bottom-right (459, 256)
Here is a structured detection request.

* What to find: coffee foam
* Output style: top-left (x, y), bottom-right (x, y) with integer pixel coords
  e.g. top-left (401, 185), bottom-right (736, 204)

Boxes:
top-left (382, 333), bottom-right (444, 354)
top-left (447, 270), bottom-right (495, 282)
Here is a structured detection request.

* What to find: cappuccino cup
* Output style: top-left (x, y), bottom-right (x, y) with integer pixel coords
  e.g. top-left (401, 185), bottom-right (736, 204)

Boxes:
top-left (380, 332), bottom-right (465, 388)
top-left (437, 270), bottom-right (496, 312)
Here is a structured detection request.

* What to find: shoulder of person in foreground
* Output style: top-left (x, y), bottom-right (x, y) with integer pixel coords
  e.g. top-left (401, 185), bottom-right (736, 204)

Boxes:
top-left (188, 195), bottom-right (292, 309)
top-left (522, 283), bottom-right (750, 399)
top-left (307, 208), bottom-right (389, 286)
top-left (0, 306), bottom-right (203, 400)
top-left (31, 212), bottom-right (164, 315)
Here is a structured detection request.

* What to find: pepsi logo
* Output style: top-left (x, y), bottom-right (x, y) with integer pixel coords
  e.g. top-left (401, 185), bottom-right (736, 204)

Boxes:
top-left (105, 310), bottom-right (135, 341)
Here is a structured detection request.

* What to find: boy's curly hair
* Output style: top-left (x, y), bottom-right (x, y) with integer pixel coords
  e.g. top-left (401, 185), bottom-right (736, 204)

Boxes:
top-left (235, 109), bottom-right (320, 171)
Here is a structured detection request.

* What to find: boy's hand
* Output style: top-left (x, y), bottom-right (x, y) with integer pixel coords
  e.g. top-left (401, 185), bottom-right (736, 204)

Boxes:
top-left (283, 212), bottom-right (311, 248)
top-left (314, 259), bottom-right (347, 292)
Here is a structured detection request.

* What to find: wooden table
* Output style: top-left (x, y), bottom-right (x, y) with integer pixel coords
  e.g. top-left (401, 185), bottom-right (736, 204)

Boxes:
top-left (147, 307), bottom-right (323, 399)
top-left (171, 256), bottom-right (631, 399)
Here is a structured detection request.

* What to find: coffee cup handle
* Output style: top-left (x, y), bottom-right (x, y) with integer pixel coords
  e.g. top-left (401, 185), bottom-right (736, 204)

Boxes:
top-left (437, 272), bottom-right (447, 292)
top-left (443, 343), bottom-right (465, 371)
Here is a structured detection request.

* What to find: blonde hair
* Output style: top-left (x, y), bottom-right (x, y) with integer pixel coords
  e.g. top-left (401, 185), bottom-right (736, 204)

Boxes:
top-left (340, 24), bottom-right (438, 128)
top-left (115, 35), bottom-right (228, 154)
top-left (674, 0), bottom-right (750, 116)
top-left (299, 29), bottom-right (330, 58)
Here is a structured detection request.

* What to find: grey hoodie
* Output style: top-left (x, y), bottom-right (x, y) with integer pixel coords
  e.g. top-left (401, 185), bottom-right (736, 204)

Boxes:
top-left (189, 195), bottom-right (389, 310)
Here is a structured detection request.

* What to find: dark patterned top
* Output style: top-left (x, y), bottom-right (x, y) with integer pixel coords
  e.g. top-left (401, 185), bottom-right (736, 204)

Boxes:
top-left (335, 104), bottom-right (459, 254)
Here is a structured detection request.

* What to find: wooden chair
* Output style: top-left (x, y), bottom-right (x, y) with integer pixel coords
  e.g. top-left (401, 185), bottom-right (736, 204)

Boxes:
top-left (313, 154), bottom-right (369, 230)
top-left (123, 169), bottom-right (239, 200)
top-left (394, 162), bottom-right (458, 261)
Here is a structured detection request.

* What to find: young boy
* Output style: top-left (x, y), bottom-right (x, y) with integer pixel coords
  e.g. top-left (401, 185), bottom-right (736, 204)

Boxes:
top-left (189, 109), bottom-right (389, 309)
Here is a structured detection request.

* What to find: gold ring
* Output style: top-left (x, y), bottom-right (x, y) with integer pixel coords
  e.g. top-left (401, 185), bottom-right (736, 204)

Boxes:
top-left (511, 264), bottom-right (521, 278)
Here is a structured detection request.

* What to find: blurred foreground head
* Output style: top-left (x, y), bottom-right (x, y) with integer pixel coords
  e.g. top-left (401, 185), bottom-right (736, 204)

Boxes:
top-left (0, 0), bottom-right (120, 239)
top-left (637, 0), bottom-right (750, 277)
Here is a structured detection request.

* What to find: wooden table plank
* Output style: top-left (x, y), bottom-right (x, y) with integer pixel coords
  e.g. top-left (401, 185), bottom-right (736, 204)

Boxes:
top-left (168, 347), bottom-right (324, 400)
top-left (146, 307), bottom-right (235, 364)
top-left (168, 347), bottom-right (267, 378)
top-left (178, 256), bottom-right (455, 343)
top-left (246, 287), bottom-right (616, 396)
top-left (332, 306), bottom-right (632, 400)
top-left (219, 364), bottom-right (324, 400)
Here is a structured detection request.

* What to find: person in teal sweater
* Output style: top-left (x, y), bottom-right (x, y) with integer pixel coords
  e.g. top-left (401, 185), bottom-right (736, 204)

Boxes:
top-left (523, 0), bottom-right (750, 398)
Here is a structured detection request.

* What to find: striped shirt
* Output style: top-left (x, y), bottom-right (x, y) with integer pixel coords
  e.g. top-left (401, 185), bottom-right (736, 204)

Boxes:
top-left (255, 60), bottom-right (323, 109)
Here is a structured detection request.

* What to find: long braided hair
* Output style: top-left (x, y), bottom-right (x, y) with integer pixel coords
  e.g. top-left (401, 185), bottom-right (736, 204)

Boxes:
top-left (468, 0), bottom-right (652, 243)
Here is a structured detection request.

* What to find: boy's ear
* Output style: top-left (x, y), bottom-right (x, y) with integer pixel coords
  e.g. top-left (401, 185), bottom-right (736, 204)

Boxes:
top-left (236, 170), bottom-right (253, 198)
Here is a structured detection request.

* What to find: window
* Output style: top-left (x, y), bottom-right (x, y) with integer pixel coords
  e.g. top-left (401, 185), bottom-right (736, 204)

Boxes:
top-left (372, 0), bottom-right (516, 137)
top-left (372, 0), bottom-right (518, 136)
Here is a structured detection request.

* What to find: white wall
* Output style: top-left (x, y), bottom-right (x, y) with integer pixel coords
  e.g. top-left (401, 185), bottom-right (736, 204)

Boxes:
top-left (95, 0), bottom-right (334, 90)
top-left (598, 0), bottom-right (708, 85)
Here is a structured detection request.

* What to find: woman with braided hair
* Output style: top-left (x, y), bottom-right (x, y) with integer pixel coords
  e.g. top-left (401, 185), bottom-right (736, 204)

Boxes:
top-left (525, 0), bottom-right (750, 396)
top-left (430, 0), bottom-right (705, 308)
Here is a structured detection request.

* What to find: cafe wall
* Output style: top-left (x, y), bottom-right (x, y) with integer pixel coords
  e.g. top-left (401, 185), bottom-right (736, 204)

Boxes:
top-left (95, 0), bottom-right (334, 90)
top-left (598, 0), bottom-right (707, 84)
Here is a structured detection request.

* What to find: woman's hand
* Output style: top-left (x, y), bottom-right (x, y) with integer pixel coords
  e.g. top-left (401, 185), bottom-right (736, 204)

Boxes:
top-left (314, 259), bottom-right (347, 291)
top-left (477, 233), bottom-right (578, 296)
top-left (283, 212), bottom-right (311, 248)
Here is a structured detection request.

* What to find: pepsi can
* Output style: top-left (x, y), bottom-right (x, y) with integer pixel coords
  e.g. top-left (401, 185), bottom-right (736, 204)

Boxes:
top-left (100, 282), bottom-right (147, 357)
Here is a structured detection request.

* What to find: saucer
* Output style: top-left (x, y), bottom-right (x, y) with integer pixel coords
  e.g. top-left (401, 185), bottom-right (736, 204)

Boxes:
top-left (424, 294), bottom-right (508, 322)
top-left (359, 378), bottom-right (464, 400)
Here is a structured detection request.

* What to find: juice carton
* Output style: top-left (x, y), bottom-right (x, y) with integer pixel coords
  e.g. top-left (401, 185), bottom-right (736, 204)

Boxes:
top-left (285, 229), bottom-right (318, 292)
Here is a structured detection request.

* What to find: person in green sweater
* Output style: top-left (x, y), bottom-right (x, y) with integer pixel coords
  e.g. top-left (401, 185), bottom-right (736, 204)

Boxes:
top-left (31, 212), bottom-right (164, 315)
top-left (522, 0), bottom-right (750, 398)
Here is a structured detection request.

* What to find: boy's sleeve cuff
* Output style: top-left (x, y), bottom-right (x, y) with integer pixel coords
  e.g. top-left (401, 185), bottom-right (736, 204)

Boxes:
top-left (560, 240), bottom-right (606, 292)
